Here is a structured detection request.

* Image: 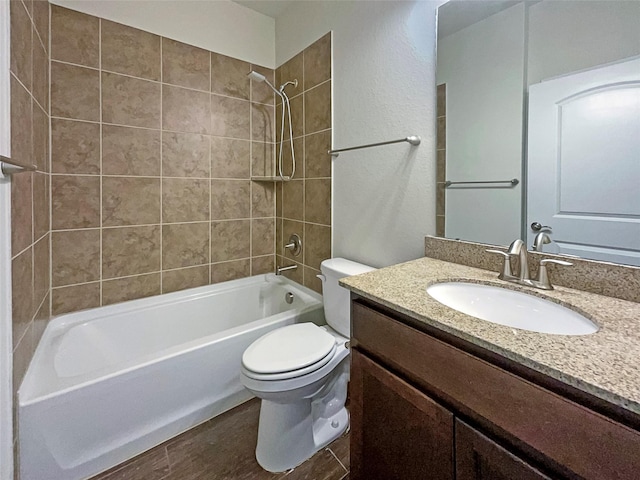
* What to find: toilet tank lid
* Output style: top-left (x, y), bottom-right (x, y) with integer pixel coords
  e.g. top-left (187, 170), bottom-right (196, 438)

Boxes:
top-left (320, 258), bottom-right (376, 278)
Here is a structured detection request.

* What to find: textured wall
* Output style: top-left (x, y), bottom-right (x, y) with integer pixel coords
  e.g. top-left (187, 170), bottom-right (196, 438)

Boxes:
top-left (49, 6), bottom-right (276, 315)
top-left (276, 1), bottom-right (443, 268)
top-left (9, 0), bottom-right (51, 460)
top-left (274, 33), bottom-right (332, 293)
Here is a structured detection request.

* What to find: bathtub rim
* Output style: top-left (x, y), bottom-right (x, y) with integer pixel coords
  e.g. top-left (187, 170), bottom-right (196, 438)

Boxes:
top-left (19, 274), bottom-right (323, 406)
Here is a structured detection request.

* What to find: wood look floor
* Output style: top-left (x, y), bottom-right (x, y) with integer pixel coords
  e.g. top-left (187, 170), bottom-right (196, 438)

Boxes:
top-left (90, 399), bottom-right (350, 480)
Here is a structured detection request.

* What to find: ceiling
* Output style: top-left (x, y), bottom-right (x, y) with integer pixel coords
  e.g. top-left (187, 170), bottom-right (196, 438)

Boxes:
top-left (437, 0), bottom-right (522, 39)
top-left (233, 0), bottom-right (298, 19)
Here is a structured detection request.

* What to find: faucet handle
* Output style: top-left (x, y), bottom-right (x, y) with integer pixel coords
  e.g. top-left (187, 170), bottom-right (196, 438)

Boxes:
top-left (536, 258), bottom-right (573, 290)
top-left (486, 249), bottom-right (513, 279)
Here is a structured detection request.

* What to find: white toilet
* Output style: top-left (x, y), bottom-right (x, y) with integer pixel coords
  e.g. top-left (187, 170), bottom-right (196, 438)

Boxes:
top-left (240, 258), bottom-right (375, 472)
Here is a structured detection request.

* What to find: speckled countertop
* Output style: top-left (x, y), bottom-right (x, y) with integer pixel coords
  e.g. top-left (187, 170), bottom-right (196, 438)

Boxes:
top-left (340, 257), bottom-right (640, 416)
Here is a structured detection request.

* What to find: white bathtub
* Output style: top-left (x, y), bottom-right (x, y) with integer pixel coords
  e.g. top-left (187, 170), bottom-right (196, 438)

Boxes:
top-left (18, 274), bottom-right (324, 480)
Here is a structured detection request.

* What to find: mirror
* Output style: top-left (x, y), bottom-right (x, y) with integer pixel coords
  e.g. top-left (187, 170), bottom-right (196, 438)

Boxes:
top-left (436, 0), bottom-right (640, 266)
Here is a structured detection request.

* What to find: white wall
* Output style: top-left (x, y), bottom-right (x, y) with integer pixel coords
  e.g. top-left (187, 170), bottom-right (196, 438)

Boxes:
top-left (528, 1), bottom-right (640, 85)
top-left (50, 0), bottom-right (276, 67)
top-left (277, 1), bottom-right (444, 268)
top-left (436, 3), bottom-right (525, 246)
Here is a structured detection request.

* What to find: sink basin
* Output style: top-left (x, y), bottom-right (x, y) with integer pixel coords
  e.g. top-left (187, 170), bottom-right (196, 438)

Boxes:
top-left (427, 282), bottom-right (598, 335)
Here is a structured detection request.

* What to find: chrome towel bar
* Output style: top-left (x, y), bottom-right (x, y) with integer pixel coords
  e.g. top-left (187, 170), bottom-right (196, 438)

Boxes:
top-left (328, 136), bottom-right (421, 157)
top-left (444, 178), bottom-right (519, 188)
top-left (0, 155), bottom-right (36, 176)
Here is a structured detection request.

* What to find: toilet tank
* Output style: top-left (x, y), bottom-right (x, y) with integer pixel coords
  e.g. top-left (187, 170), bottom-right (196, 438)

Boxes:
top-left (320, 258), bottom-right (375, 337)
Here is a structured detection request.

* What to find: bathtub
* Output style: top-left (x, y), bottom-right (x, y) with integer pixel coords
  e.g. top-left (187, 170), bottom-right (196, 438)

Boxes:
top-left (18, 274), bottom-right (324, 480)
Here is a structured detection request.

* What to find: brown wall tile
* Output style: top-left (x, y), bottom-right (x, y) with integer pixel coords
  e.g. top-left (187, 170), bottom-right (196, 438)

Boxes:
top-left (51, 62), bottom-right (100, 121)
top-left (32, 39), bottom-right (48, 111)
top-left (305, 223), bottom-right (331, 270)
top-left (102, 72), bottom-right (161, 128)
top-left (277, 52), bottom-right (303, 99)
top-left (10, 76), bottom-right (32, 167)
top-left (305, 130), bottom-right (331, 178)
top-left (102, 125), bottom-right (161, 176)
top-left (252, 255), bottom-right (274, 275)
top-left (211, 95), bottom-right (250, 139)
top-left (282, 180), bottom-right (303, 221)
top-left (305, 179), bottom-right (331, 226)
top-left (102, 20), bottom-right (161, 81)
top-left (162, 266), bottom-right (209, 294)
top-left (32, 1), bottom-right (49, 51)
top-left (33, 234), bottom-right (50, 307)
top-left (51, 175), bottom-right (100, 229)
top-left (162, 132), bottom-right (210, 178)
top-left (252, 182), bottom-right (274, 218)
top-left (51, 119), bottom-right (101, 174)
top-left (51, 5), bottom-right (98, 67)
top-left (102, 177), bottom-right (161, 226)
top-left (33, 172), bottom-right (49, 239)
top-left (102, 273), bottom-right (161, 305)
top-left (11, 0), bottom-right (32, 88)
top-left (211, 180), bottom-right (250, 220)
top-left (162, 38), bottom-right (210, 91)
top-left (32, 104), bottom-right (49, 171)
top-left (304, 81), bottom-right (331, 135)
top-left (210, 259), bottom-right (250, 284)
top-left (102, 226), bottom-right (161, 278)
top-left (252, 218), bottom-right (274, 257)
top-left (303, 266), bottom-right (323, 294)
top-left (250, 65), bottom-right (275, 105)
top-left (304, 33), bottom-right (331, 90)
top-left (12, 248), bottom-right (33, 349)
top-left (163, 85), bottom-right (211, 134)
top-left (162, 178), bottom-right (210, 223)
top-left (211, 52), bottom-right (250, 100)
top-left (252, 103), bottom-right (275, 143)
top-left (211, 220), bottom-right (250, 263)
top-left (162, 222), bottom-right (210, 269)
top-left (11, 172), bottom-right (32, 256)
top-left (251, 142), bottom-right (275, 177)
top-left (51, 229), bottom-right (100, 286)
top-left (13, 322), bottom-right (34, 396)
top-left (52, 282), bottom-right (100, 315)
top-left (211, 137), bottom-right (250, 179)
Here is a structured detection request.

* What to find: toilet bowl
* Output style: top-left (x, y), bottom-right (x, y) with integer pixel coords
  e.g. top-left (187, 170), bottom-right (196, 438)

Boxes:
top-left (240, 258), bottom-right (375, 472)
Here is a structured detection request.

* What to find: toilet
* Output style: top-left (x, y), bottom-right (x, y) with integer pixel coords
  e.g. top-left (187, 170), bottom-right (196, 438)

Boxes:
top-left (240, 258), bottom-right (375, 472)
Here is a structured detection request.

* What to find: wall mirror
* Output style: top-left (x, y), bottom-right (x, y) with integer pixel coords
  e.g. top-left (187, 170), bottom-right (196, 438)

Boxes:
top-left (436, 0), bottom-right (640, 266)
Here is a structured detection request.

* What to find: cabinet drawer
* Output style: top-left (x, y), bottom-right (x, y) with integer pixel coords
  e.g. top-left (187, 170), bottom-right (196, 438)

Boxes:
top-left (352, 301), bottom-right (640, 480)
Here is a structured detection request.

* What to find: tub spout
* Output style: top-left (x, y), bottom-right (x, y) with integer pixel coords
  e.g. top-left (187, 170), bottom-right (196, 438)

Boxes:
top-left (276, 264), bottom-right (297, 275)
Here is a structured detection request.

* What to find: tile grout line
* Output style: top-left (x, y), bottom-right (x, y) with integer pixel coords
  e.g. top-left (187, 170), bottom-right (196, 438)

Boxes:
top-left (208, 49), bottom-right (212, 284)
top-left (48, 0), bottom-right (52, 318)
top-left (327, 446), bottom-right (348, 473)
top-left (98, 17), bottom-right (103, 307)
top-left (159, 37), bottom-right (163, 294)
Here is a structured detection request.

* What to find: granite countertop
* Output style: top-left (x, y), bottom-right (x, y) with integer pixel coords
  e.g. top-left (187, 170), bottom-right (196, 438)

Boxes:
top-left (340, 257), bottom-right (640, 416)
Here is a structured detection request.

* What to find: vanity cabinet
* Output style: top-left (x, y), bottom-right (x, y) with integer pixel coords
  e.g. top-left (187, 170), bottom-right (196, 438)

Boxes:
top-left (349, 298), bottom-right (640, 480)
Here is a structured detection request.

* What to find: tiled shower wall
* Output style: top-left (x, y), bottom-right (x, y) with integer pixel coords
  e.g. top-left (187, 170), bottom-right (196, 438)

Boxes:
top-left (436, 83), bottom-right (446, 236)
top-left (10, 0), bottom-right (51, 444)
top-left (274, 33), bottom-right (332, 293)
top-left (49, 6), bottom-right (277, 314)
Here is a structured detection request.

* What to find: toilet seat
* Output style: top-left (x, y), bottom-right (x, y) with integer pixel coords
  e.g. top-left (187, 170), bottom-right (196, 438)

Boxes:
top-left (242, 323), bottom-right (337, 380)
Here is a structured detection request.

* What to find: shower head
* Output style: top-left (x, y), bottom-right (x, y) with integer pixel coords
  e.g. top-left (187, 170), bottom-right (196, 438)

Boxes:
top-left (247, 70), bottom-right (282, 98)
top-left (247, 70), bottom-right (266, 83)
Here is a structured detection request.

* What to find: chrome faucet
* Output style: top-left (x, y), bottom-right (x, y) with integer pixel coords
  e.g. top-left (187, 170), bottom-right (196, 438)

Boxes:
top-left (487, 239), bottom-right (572, 290)
top-left (276, 264), bottom-right (297, 276)
top-left (532, 232), bottom-right (552, 252)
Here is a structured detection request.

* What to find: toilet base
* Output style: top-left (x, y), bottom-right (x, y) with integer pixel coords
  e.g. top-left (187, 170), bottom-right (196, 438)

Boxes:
top-left (253, 359), bottom-right (349, 472)
top-left (255, 400), bottom-right (348, 473)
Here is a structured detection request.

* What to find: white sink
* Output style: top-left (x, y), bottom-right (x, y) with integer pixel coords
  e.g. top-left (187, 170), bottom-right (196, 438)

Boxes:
top-left (427, 282), bottom-right (598, 335)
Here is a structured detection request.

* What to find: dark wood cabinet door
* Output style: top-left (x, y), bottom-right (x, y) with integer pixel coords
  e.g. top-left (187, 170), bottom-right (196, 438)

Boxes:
top-left (455, 420), bottom-right (551, 480)
top-left (350, 349), bottom-right (454, 480)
